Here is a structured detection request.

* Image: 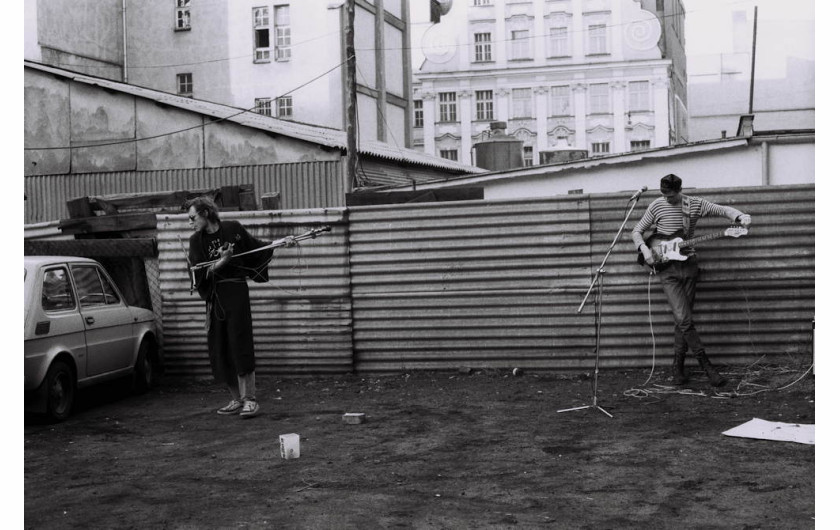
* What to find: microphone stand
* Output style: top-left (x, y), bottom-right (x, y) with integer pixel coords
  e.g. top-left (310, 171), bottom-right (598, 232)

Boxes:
top-left (558, 189), bottom-right (646, 418)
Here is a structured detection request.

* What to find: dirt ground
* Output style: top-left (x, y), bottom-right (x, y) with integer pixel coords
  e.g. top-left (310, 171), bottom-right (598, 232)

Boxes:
top-left (24, 362), bottom-right (815, 529)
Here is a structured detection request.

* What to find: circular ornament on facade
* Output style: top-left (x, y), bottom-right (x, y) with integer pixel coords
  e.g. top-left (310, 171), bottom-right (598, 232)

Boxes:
top-left (421, 23), bottom-right (458, 64)
top-left (624, 10), bottom-right (662, 51)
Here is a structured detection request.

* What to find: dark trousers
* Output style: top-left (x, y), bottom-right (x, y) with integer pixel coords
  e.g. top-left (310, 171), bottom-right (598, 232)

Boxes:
top-left (207, 280), bottom-right (256, 388)
top-left (657, 256), bottom-right (706, 356)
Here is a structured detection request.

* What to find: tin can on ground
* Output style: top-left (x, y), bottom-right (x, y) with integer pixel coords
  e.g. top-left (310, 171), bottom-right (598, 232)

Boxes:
top-left (278, 433), bottom-right (300, 459)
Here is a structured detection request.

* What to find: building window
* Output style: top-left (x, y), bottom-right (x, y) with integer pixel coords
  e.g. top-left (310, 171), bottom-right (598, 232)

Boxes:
top-left (547, 27), bottom-right (569, 57)
top-left (591, 142), bottom-right (610, 154)
top-left (254, 98), bottom-right (272, 116)
top-left (413, 100), bottom-right (424, 127)
top-left (276, 96), bottom-right (293, 118)
top-left (475, 90), bottom-right (494, 121)
top-left (175, 0), bottom-right (191, 30)
top-left (628, 81), bottom-right (651, 111)
top-left (587, 24), bottom-right (607, 54)
top-left (523, 146), bottom-right (534, 166)
top-left (588, 83), bottom-right (610, 114)
top-left (439, 92), bottom-right (457, 122)
top-left (512, 88), bottom-right (532, 118)
top-left (631, 140), bottom-right (651, 151)
top-left (511, 29), bottom-right (531, 60)
top-left (275, 5), bottom-right (291, 61)
top-left (176, 73), bottom-right (193, 97)
top-left (440, 149), bottom-right (458, 161)
top-left (474, 33), bottom-right (493, 62)
top-left (550, 86), bottom-right (571, 116)
top-left (253, 7), bottom-right (271, 62)
top-left (473, 0), bottom-right (491, 5)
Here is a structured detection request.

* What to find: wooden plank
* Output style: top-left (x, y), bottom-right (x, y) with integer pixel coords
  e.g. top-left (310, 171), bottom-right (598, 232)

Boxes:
top-left (88, 189), bottom-right (218, 213)
top-left (58, 213), bottom-right (158, 234)
top-left (24, 238), bottom-right (158, 258)
top-left (66, 197), bottom-right (94, 219)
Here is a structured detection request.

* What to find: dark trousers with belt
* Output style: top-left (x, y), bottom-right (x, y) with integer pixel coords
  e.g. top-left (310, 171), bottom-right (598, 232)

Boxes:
top-left (657, 256), bottom-right (706, 356)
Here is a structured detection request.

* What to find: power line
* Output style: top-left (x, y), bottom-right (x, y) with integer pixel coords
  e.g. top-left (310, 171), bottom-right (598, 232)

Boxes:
top-left (25, 58), bottom-right (351, 151)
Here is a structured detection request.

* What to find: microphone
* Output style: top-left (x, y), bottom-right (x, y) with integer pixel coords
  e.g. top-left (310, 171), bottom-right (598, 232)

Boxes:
top-left (629, 186), bottom-right (648, 201)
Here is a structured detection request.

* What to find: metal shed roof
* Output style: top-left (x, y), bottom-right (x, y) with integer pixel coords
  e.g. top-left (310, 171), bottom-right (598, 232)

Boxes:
top-left (25, 60), bottom-right (485, 175)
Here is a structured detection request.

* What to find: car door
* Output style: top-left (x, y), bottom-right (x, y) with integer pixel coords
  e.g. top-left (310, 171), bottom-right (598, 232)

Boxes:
top-left (24, 265), bottom-right (87, 391)
top-left (70, 264), bottom-right (136, 377)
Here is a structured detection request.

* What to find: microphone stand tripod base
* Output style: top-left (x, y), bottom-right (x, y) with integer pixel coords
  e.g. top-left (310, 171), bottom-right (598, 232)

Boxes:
top-left (557, 404), bottom-right (613, 418)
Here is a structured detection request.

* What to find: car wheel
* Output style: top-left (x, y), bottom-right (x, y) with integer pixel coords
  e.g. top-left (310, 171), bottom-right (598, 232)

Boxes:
top-left (133, 340), bottom-right (154, 394)
top-left (45, 360), bottom-right (75, 422)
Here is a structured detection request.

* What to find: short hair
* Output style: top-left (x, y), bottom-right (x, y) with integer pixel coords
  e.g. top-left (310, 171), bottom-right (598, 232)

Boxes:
top-left (660, 174), bottom-right (682, 193)
top-left (185, 196), bottom-right (220, 223)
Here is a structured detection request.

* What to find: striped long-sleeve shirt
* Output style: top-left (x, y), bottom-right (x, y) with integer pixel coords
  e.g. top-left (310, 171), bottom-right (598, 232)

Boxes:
top-left (631, 195), bottom-right (743, 256)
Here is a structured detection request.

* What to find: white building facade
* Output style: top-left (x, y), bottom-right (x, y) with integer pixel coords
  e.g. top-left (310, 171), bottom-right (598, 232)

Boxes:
top-left (412, 0), bottom-right (688, 166)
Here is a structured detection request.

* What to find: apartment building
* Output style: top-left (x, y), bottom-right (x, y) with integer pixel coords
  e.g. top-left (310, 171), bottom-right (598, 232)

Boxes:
top-left (412, 0), bottom-right (688, 165)
top-left (24, 0), bottom-right (413, 148)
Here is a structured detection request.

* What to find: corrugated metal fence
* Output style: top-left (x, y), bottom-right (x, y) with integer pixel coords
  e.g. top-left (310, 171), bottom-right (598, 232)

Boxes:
top-left (24, 161), bottom-right (344, 224)
top-left (52, 183), bottom-right (812, 377)
top-left (347, 184), bottom-right (814, 372)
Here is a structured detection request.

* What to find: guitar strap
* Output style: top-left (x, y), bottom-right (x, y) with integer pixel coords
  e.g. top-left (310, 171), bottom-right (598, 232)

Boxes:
top-left (681, 195), bottom-right (691, 237)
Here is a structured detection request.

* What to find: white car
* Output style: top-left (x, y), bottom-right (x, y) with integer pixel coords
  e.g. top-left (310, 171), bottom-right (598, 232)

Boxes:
top-left (24, 256), bottom-right (161, 421)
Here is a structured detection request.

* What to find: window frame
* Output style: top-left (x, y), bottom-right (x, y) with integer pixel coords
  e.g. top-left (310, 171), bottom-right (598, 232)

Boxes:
top-left (587, 24), bottom-right (608, 55)
top-left (588, 83), bottom-right (610, 114)
top-left (255, 98), bottom-right (273, 116)
top-left (413, 100), bottom-right (424, 128)
top-left (175, 0), bottom-right (191, 31)
top-left (591, 142), bottom-right (611, 154)
top-left (547, 27), bottom-right (570, 58)
top-left (439, 92), bottom-right (458, 123)
top-left (439, 149), bottom-right (459, 161)
top-left (475, 90), bottom-right (494, 121)
top-left (274, 5), bottom-right (291, 62)
top-left (176, 73), bottom-right (193, 97)
top-left (549, 85), bottom-right (572, 116)
top-left (628, 81), bottom-right (651, 112)
top-left (41, 266), bottom-right (76, 313)
top-left (630, 140), bottom-right (651, 151)
top-left (510, 29), bottom-right (531, 60)
top-left (276, 96), bottom-right (293, 118)
top-left (253, 7), bottom-right (271, 63)
top-left (511, 88), bottom-right (533, 118)
top-left (474, 32), bottom-right (493, 62)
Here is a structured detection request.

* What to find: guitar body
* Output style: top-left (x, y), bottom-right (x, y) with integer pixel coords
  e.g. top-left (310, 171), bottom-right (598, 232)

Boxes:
top-left (637, 233), bottom-right (685, 272)
top-left (636, 226), bottom-right (749, 272)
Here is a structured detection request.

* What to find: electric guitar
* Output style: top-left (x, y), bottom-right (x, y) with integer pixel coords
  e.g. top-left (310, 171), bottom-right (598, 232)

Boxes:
top-left (637, 226), bottom-right (749, 272)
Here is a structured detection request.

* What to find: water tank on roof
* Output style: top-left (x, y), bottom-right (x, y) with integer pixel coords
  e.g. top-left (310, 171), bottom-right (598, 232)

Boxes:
top-left (539, 138), bottom-right (588, 165)
top-left (473, 122), bottom-right (524, 171)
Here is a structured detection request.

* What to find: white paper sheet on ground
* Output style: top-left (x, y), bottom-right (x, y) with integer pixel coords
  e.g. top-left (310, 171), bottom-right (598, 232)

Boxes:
top-left (722, 418), bottom-right (815, 445)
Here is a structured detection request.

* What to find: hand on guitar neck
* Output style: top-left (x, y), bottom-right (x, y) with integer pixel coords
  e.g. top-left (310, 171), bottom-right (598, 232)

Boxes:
top-left (637, 226), bottom-right (749, 272)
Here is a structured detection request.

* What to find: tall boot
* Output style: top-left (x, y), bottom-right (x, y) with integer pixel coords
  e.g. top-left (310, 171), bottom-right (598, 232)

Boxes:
top-left (672, 351), bottom-right (688, 385)
top-left (696, 352), bottom-right (727, 387)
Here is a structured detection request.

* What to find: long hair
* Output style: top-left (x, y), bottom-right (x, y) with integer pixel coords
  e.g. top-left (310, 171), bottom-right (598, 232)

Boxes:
top-left (185, 196), bottom-right (221, 224)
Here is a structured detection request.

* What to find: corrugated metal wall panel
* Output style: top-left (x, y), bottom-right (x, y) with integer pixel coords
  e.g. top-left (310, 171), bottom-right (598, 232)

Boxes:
top-left (348, 184), bottom-right (814, 373)
top-left (24, 162), bottom-right (344, 223)
top-left (156, 208), bottom-right (352, 376)
top-left (349, 196), bottom-right (597, 372)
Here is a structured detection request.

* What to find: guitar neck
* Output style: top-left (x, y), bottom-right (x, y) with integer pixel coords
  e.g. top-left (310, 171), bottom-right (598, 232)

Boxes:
top-left (678, 230), bottom-right (727, 249)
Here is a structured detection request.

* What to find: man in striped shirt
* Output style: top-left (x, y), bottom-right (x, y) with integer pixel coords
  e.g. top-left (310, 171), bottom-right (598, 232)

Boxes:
top-left (632, 174), bottom-right (752, 387)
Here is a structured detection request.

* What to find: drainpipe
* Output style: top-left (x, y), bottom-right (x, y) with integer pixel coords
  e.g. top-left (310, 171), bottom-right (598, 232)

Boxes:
top-left (122, 0), bottom-right (128, 83)
top-left (760, 141), bottom-right (769, 186)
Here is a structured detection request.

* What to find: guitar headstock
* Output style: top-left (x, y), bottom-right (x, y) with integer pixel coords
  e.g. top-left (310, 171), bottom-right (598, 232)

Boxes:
top-left (724, 226), bottom-right (749, 238)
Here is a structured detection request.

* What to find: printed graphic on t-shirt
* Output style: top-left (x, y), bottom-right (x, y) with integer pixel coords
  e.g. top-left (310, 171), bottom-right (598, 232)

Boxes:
top-left (206, 236), bottom-right (235, 259)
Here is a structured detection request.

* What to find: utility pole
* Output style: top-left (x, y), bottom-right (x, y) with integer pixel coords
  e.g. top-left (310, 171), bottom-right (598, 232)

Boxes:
top-left (344, 0), bottom-right (358, 193)
top-left (748, 5), bottom-right (758, 114)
